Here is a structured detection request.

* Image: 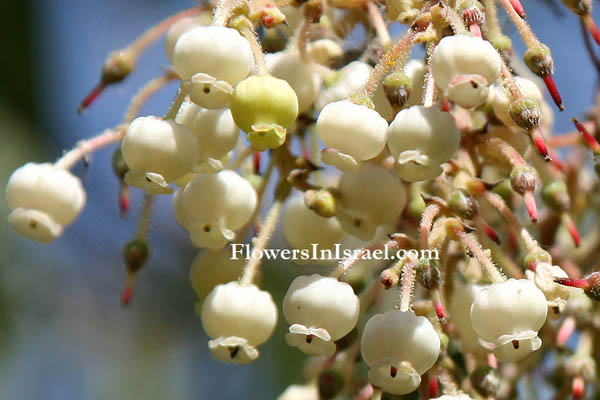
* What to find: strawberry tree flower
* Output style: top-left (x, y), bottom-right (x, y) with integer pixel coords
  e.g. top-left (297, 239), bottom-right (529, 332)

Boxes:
top-left (201, 282), bottom-right (278, 364)
top-left (361, 310), bottom-right (440, 395)
top-left (230, 74), bottom-right (299, 151)
top-left (470, 279), bottom-right (548, 362)
top-left (526, 262), bottom-right (571, 319)
top-left (172, 26), bottom-right (253, 109)
top-left (120, 116), bottom-right (199, 194)
top-left (265, 50), bottom-right (322, 114)
top-left (316, 99), bottom-right (388, 170)
top-left (5, 163), bottom-right (86, 243)
top-left (387, 106), bottom-right (461, 182)
top-left (336, 164), bottom-right (407, 240)
top-left (282, 197), bottom-right (346, 265)
top-left (173, 170), bottom-right (257, 249)
top-left (175, 101), bottom-right (239, 173)
top-left (283, 274), bottom-right (360, 356)
top-left (432, 35), bottom-right (501, 109)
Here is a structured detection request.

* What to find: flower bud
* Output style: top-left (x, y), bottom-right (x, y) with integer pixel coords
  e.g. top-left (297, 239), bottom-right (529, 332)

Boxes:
top-left (523, 247), bottom-right (552, 270)
top-left (112, 148), bottom-right (129, 181)
top-left (303, 189), bottom-right (337, 218)
top-left (230, 74), bottom-right (299, 151)
top-left (524, 44), bottom-right (554, 78)
top-left (448, 189), bottom-right (479, 219)
top-left (509, 98), bottom-right (541, 131)
top-left (383, 71), bottom-right (412, 110)
top-left (510, 165), bottom-right (537, 194)
top-left (122, 238), bottom-right (150, 273)
top-left (542, 180), bottom-right (570, 211)
top-left (491, 35), bottom-right (513, 60)
top-left (261, 3), bottom-right (286, 28)
top-left (317, 369), bottom-right (344, 400)
top-left (523, 44), bottom-right (564, 110)
top-left (417, 259), bottom-right (441, 289)
top-left (561, 0), bottom-right (591, 16)
top-left (470, 366), bottom-right (500, 398)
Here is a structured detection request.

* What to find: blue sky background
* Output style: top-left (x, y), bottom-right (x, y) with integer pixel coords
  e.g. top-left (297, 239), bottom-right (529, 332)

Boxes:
top-left (0, 0), bottom-right (597, 398)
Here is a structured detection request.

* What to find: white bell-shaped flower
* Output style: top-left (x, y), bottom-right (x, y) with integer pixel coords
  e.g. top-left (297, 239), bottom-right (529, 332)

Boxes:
top-left (448, 283), bottom-right (488, 355)
top-left (361, 310), bottom-right (440, 395)
top-left (5, 163), bottom-right (86, 243)
top-left (282, 197), bottom-right (345, 265)
top-left (173, 170), bottom-right (257, 249)
top-left (265, 50), bottom-right (322, 113)
top-left (470, 279), bottom-right (548, 362)
top-left (173, 26), bottom-right (253, 109)
top-left (491, 77), bottom-right (543, 128)
top-left (189, 248), bottom-right (246, 303)
top-left (388, 106), bottom-right (461, 182)
top-left (336, 164), bottom-right (406, 240)
top-left (201, 282), bottom-right (278, 364)
top-left (432, 395), bottom-right (475, 400)
top-left (164, 16), bottom-right (208, 62)
top-left (283, 274), bottom-right (359, 356)
top-left (175, 101), bottom-right (239, 173)
top-left (525, 262), bottom-right (571, 320)
top-left (316, 100), bottom-right (388, 170)
top-left (121, 116), bottom-right (198, 194)
top-left (432, 35), bottom-right (501, 109)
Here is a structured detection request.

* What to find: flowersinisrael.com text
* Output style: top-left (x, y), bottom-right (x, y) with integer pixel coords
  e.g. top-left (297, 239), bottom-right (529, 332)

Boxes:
top-left (230, 243), bottom-right (439, 262)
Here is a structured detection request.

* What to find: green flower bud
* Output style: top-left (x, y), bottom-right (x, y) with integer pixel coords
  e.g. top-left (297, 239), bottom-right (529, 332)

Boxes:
top-left (542, 180), bottom-right (570, 211)
top-left (523, 247), bottom-right (552, 269)
top-left (304, 189), bottom-right (337, 218)
top-left (509, 98), bottom-right (541, 131)
top-left (112, 148), bottom-right (129, 181)
top-left (383, 71), bottom-right (412, 109)
top-left (102, 49), bottom-right (134, 85)
top-left (230, 74), bottom-right (299, 151)
top-left (491, 35), bottom-right (513, 58)
top-left (122, 238), bottom-right (150, 273)
top-left (523, 44), bottom-right (554, 78)
top-left (448, 189), bottom-right (479, 219)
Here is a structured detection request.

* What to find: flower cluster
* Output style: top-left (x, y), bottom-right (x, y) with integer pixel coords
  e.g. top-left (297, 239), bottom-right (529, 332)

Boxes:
top-left (7, 0), bottom-right (600, 398)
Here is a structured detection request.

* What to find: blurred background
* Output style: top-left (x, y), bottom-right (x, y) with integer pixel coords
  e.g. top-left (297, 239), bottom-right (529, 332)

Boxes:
top-left (0, 0), bottom-right (598, 399)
